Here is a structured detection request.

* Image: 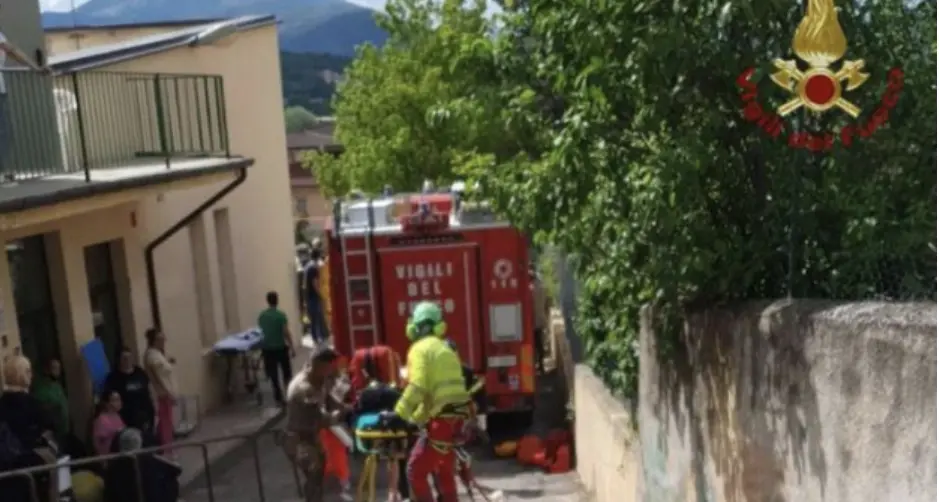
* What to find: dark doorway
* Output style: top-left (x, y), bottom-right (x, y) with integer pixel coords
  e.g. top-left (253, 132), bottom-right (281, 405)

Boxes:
top-left (6, 235), bottom-right (61, 368)
top-left (84, 241), bottom-right (123, 366)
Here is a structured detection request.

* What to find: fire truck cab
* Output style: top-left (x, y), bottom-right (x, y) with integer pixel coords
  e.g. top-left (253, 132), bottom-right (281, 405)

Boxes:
top-left (324, 182), bottom-right (537, 420)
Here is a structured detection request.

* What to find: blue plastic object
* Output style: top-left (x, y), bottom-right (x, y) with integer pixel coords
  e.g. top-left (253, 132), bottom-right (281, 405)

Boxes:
top-left (354, 413), bottom-right (382, 453)
top-left (80, 339), bottom-right (110, 395)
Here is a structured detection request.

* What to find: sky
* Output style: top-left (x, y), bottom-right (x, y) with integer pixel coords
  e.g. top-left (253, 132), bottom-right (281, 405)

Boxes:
top-left (39, 0), bottom-right (387, 12)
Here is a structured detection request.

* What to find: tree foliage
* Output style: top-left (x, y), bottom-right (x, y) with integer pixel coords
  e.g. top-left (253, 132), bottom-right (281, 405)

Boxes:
top-left (313, 0), bottom-right (937, 397)
top-left (459, 0), bottom-right (936, 395)
top-left (307, 0), bottom-right (517, 197)
top-left (284, 106), bottom-right (320, 133)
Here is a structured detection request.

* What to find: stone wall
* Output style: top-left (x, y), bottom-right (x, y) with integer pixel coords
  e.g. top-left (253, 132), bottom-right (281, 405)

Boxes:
top-left (572, 300), bottom-right (936, 502)
top-left (638, 300), bottom-right (936, 502)
top-left (575, 364), bottom-right (640, 502)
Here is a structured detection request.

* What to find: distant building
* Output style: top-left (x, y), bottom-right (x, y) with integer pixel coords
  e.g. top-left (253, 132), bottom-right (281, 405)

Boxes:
top-left (0, 8), bottom-right (302, 431)
top-left (286, 119), bottom-right (343, 232)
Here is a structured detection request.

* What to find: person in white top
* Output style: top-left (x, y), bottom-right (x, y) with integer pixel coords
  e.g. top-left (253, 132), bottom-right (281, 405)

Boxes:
top-left (143, 328), bottom-right (177, 451)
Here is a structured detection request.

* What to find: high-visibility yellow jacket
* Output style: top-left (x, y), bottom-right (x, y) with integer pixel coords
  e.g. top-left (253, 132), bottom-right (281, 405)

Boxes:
top-left (395, 335), bottom-right (470, 424)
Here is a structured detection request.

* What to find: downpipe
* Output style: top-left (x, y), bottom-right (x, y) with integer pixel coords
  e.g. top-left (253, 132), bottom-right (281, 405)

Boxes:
top-left (145, 167), bottom-right (248, 329)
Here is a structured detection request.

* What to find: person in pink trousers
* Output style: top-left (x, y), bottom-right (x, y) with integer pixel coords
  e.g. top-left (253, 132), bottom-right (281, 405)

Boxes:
top-left (143, 328), bottom-right (177, 454)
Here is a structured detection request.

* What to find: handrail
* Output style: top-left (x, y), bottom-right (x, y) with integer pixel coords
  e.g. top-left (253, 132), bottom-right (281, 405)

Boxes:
top-left (0, 428), bottom-right (295, 502)
top-left (0, 69), bottom-right (230, 183)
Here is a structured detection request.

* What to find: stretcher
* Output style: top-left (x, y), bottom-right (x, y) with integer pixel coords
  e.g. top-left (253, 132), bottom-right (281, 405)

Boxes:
top-left (354, 413), bottom-right (411, 502)
top-left (212, 329), bottom-right (263, 404)
top-left (353, 413), bottom-right (505, 502)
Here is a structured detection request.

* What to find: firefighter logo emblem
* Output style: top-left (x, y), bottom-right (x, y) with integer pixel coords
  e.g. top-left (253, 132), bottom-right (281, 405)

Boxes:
top-left (769, 0), bottom-right (868, 118)
top-left (492, 259), bottom-right (517, 290)
top-left (493, 260), bottom-right (513, 280)
top-left (737, 0), bottom-right (902, 151)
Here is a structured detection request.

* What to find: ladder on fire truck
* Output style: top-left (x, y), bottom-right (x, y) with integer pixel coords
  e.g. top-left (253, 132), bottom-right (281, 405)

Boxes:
top-left (334, 198), bottom-right (380, 348)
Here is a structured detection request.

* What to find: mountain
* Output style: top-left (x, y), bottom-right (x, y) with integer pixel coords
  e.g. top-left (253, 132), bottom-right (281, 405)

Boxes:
top-left (41, 0), bottom-right (388, 56)
top-left (280, 51), bottom-right (350, 115)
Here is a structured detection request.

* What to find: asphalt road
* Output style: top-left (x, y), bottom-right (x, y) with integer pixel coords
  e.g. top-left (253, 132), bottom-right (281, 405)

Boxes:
top-left (181, 426), bottom-right (586, 502)
top-left (182, 372), bottom-right (586, 502)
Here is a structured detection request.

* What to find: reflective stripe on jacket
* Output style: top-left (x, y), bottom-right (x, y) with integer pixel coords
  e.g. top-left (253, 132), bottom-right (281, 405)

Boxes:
top-left (395, 336), bottom-right (469, 424)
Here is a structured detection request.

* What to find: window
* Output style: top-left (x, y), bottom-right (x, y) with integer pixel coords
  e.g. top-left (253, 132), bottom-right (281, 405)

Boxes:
top-left (7, 235), bottom-right (60, 367)
top-left (213, 208), bottom-right (239, 332)
top-left (188, 216), bottom-right (216, 346)
top-left (294, 196), bottom-right (309, 218)
top-left (84, 241), bottom-right (123, 365)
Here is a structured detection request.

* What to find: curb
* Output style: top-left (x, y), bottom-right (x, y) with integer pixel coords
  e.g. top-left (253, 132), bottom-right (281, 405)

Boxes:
top-left (179, 407), bottom-right (286, 495)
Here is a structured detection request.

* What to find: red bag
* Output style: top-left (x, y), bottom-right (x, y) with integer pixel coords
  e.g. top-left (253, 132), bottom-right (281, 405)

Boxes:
top-left (516, 435), bottom-right (546, 466)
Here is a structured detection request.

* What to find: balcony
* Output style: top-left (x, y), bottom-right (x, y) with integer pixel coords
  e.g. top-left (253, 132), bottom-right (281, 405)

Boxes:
top-left (0, 69), bottom-right (245, 211)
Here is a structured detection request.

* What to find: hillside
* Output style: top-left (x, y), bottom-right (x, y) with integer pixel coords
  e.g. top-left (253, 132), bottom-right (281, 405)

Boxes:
top-left (281, 51), bottom-right (350, 115)
top-left (41, 0), bottom-right (388, 56)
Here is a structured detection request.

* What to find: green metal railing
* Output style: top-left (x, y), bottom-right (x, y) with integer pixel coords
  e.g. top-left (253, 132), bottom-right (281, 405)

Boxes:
top-left (0, 69), bottom-right (230, 183)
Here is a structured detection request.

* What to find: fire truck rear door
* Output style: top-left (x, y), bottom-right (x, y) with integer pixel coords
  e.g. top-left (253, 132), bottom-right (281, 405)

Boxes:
top-left (377, 243), bottom-right (483, 371)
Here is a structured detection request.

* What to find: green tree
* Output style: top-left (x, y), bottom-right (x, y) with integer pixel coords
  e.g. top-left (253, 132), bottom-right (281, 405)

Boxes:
top-left (459, 0), bottom-right (937, 395)
top-left (306, 0), bottom-right (516, 197)
top-left (284, 106), bottom-right (320, 133)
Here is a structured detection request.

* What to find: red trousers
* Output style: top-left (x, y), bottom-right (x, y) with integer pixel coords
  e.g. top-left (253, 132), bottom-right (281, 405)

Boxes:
top-left (319, 428), bottom-right (350, 483)
top-left (406, 417), bottom-right (466, 502)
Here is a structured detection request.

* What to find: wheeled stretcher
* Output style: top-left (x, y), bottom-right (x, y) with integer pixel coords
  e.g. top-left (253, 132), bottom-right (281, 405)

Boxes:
top-left (212, 329), bottom-right (263, 404)
top-left (354, 413), bottom-right (411, 502)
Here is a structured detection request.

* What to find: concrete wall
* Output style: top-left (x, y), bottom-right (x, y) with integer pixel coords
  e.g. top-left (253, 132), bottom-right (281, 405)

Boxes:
top-left (0, 24), bottom-right (296, 433)
top-left (575, 364), bottom-right (639, 502)
top-left (103, 24), bottom-right (299, 413)
top-left (573, 300), bottom-right (936, 502)
top-left (291, 184), bottom-right (331, 224)
top-left (1, 0), bottom-right (47, 62)
top-left (1, 202), bottom-right (153, 435)
top-left (640, 300), bottom-right (936, 502)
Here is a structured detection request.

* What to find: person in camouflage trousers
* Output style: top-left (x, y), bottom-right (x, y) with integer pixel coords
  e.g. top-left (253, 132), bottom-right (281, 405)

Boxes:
top-left (282, 347), bottom-right (349, 502)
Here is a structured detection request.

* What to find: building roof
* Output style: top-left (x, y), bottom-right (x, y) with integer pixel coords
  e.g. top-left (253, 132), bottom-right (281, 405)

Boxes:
top-left (45, 18), bottom-right (225, 33)
top-left (286, 120), bottom-right (341, 151)
top-left (48, 14), bottom-right (277, 73)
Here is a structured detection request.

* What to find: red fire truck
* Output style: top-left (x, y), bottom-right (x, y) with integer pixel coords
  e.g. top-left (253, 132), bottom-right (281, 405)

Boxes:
top-left (323, 182), bottom-right (537, 422)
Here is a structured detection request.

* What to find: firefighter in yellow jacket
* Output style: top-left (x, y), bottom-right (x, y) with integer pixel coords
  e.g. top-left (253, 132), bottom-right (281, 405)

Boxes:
top-left (392, 301), bottom-right (470, 502)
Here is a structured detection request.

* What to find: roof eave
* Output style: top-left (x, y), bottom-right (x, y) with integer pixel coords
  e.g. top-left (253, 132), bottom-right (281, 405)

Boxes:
top-left (48, 14), bottom-right (278, 73)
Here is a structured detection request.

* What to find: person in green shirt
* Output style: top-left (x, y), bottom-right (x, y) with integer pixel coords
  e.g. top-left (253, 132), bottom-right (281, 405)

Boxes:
top-left (258, 291), bottom-right (296, 406)
top-left (31, 358), bottom-right (70, 443)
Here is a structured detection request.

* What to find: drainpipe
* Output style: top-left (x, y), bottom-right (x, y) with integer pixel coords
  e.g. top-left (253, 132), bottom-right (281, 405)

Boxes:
top-left (145, 167), bottom-right (248, 329)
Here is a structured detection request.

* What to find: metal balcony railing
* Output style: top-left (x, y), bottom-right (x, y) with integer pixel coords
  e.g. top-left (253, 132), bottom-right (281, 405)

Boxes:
top-left (0, 69), bottom-right (230, 183)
